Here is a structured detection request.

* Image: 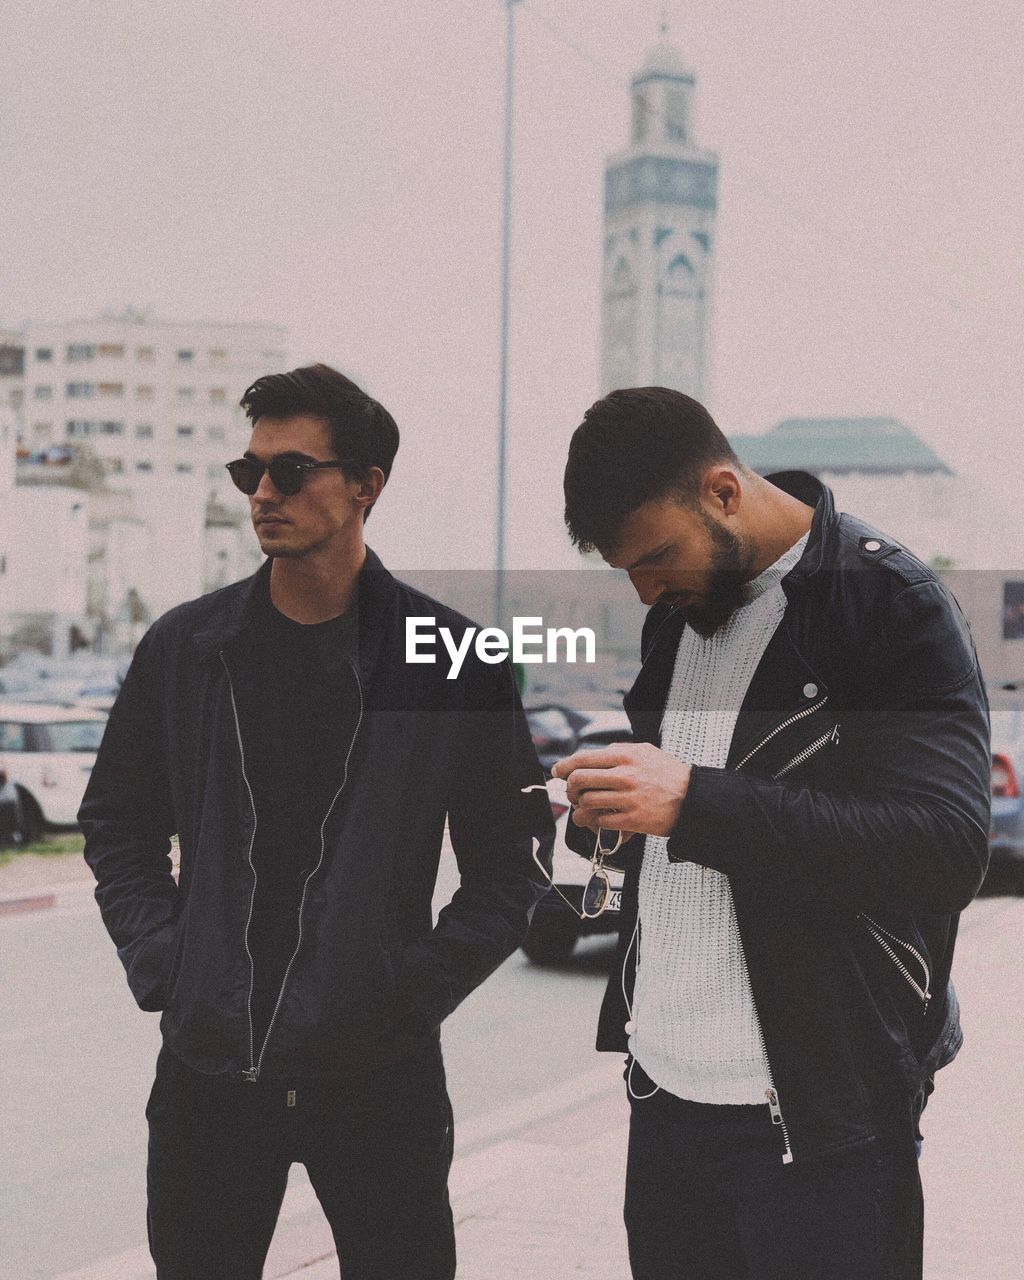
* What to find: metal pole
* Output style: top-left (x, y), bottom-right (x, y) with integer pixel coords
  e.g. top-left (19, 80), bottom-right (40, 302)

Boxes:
top-left (495, 0), bottom-right (522, 627)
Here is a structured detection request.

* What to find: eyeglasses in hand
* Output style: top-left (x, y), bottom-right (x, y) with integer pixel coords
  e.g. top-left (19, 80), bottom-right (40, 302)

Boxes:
top-left (523, 779), bottom-right (625, 920)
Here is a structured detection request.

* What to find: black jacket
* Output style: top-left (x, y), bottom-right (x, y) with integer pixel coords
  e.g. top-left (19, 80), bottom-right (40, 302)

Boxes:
top-left (577, 473), bottom-right (991, 1164)
top-left (81, 549), bottom-right (554, 1080)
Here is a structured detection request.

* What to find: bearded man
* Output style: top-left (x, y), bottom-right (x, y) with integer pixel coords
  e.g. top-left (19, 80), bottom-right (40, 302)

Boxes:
top-left (552, 386), bottom-right (990, 1280)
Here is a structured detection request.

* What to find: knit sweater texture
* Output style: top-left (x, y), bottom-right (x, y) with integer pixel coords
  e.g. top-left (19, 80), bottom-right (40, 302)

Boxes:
top-left (630, 533), bottom-right (809, 1103)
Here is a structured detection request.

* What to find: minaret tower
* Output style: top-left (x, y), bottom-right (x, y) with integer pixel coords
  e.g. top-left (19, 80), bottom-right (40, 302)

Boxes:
top-left (600, 19), bottom-right (718, 401)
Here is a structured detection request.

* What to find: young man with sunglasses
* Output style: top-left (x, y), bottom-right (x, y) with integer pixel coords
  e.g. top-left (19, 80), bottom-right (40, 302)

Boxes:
top-left (552, 387), bottom-right (990, 1280)
top-left (80, 363), bottom-right (553, 1279)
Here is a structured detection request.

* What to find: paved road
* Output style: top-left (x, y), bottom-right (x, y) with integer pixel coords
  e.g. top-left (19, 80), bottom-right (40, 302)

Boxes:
top-left (2, 857), bottom-right (1022, 1278)
top-left (1, 849), bottom-right (610, 1279)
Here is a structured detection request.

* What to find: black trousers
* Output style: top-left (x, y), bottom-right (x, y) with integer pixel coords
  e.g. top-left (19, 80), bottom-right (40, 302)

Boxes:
top-left (623, 1063), bottom-right (923, 1280)
top-left (146, 1040), bottom-right (456, 1280)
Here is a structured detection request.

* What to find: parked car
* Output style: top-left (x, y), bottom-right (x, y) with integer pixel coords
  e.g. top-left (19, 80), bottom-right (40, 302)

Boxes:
top-left (0, 702), bottom-right (108, 842)
top-left (989, 689), bottom-right (1024, 891)
top-left (0, 767), bottom-right (21, 847)
top-left (525, 704), bottom-right (589, 775)
top-left (572, 707), bottom-right (633, 753)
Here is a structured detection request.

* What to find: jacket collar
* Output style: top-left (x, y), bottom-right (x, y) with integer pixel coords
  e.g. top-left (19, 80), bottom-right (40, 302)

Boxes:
top-left (762, 470), bottom-right (836, 593)
top-left (191, 545), bottom-right (397, 680)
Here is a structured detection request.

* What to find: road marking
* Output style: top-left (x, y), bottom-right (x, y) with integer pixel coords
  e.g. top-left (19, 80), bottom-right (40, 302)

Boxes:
top-left (0, 892), bottom-right (55, 915)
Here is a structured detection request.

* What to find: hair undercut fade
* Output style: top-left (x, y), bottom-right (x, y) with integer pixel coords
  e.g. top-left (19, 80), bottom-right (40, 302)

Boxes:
top-left (239, 363), bottom-right (399, 520)
top-left (563, 387), bottom-right (741, 555)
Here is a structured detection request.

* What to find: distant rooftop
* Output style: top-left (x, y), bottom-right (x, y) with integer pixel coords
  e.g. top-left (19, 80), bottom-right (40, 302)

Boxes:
top-left (731, 417), bottom-right (953, 477)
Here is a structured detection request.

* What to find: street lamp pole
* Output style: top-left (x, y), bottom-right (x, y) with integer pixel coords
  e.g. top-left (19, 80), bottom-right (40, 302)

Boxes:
top-left (495, 0), bottom-right (522, 627)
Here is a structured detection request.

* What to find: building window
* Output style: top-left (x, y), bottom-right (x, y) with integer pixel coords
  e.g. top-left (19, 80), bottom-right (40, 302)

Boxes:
top-left (32, 422), bottom-right (53, 438)
top-left (35, 347), bottom-right (53, 361)
top-left (177, 349), bottom-right (194, 362)
top-left (136, 461), bottom-right (153, 472)
top-left (176, 425), bottom-right (195, 437)
top-left (66, 382), bottom-right (95, 398)
top-left (34, 385), bottom-right (53, 400)
top-left (97, 343), bottom-right (125, 358)
top-left (209, 387), bottom-right (226, 403)
top-left (97, 382), bottom-right (125, 397)
top-left (665, 88), bottom-right (688, 142)
top-left (100, 421), bottom-right (125, 435)
top-left (631, 90), bottom-right (652, 143)
top-left (209, 347), bottom-right (227, 362)
top-left (176, 386), bottom-right (195, 401)
top-left (0, 722), bottom-right (26, 751)
top-left (135, 346), bottom-right (155, 362)
top-left (105, 458), bottom-right (124, 473)
top-left (66, 344), bottom-right (95, 361)
top-left (175, 462), bottom-right (194, 474)
top-left (207, 425), bottom-right (226, 441)
top-left (135, 424), bottom-right (154, 439)
top-left (135, 385), bottom-right (155, 400)
top-left (66, 420), bottom-right (94, 438)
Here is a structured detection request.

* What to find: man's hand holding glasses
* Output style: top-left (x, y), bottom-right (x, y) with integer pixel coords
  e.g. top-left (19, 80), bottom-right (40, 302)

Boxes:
top-left (552, 742), bottom-right (692, 841)
top-left (522, 742), bottom-right (691, 920)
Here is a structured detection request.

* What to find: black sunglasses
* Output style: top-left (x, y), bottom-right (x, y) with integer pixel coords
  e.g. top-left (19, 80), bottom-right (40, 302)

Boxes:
top-left (225, 455), bottom-right (358, 497)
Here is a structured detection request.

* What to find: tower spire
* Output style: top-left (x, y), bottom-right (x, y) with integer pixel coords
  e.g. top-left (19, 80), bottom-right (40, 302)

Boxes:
top-left (599, 29), bottom-right (719, 402)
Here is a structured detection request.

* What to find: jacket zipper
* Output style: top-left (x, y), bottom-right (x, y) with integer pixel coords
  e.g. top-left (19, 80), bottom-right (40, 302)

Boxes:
top-left (736, 929), bottom-right (794, 1164)
top-left (734, 696), bottom-right (829, 772)
top-left (221, 651), bottom-right (365, 1082)
top-left (772, 724), bottom-right (840, 779)
top-left (220, 652), bottom-right (261, 1079)
top-left (636, 635), bottom-right (824, 1163)
top-left (859, 914), bottom-right (931, 1012)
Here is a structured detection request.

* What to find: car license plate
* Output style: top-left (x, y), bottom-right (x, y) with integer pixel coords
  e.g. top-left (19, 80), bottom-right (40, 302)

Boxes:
top-left (606, 889), bottom-right (622, 913)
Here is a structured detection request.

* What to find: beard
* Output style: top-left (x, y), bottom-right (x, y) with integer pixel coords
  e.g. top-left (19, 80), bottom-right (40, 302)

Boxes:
top-left (673, 515), bottom-right (753, 639)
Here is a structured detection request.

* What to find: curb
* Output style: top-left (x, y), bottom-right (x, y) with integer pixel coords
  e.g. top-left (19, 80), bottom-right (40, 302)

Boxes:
top-left (0, 875), bottom-right (94, 916)
top-left (0, 891), bottom-right (56, 915)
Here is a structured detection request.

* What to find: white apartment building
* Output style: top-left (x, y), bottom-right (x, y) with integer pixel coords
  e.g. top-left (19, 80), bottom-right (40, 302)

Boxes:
top-left (0, 332), bottom-right (24, 612)
top-left (18, 310), bottom-right (287, 503)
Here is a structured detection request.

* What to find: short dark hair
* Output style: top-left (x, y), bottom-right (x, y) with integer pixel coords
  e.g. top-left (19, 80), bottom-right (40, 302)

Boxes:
top-left (240, 363), bottom-right (399, 519)
top-left (563, 387), bottom-right (741, 554)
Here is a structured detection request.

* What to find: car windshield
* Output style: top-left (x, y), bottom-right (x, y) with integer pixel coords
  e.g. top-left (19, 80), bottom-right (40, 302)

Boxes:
top-left (528, 708), bottom-right (575, 742)
top-left (42, 721), bottom-right (106, 752)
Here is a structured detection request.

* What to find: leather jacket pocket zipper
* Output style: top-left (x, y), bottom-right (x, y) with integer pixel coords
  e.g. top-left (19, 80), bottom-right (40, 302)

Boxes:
top-left (859, 914), bottom-right (932, 1013)
top-left (772, 724), bottom-right (840, 779)
top-left (734, 697), bottom-right (830, 772)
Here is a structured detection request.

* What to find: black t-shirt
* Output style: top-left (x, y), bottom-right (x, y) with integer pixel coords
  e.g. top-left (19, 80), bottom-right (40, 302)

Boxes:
top-left (230, 578), bottom-right (361, 1058)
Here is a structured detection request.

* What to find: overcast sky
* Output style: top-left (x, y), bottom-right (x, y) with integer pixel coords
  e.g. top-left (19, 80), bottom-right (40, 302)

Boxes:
top-left (2, 0), bottom-right (1021, 569)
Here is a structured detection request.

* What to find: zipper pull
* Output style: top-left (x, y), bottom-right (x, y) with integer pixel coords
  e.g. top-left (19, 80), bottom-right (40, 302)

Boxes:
top-left (830, 724), bottom-right (840, 745)
top-left (242, 1067), bottom-right (259, 1083)
top-left (765, 1088), bottom-right (794, 1165)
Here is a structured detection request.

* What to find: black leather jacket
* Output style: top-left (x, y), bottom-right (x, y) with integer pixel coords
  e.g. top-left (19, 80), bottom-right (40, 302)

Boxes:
top-left (81, 549), bottom-right (554, 1081)
top-left (581, 473), bottom-right (991, 1165)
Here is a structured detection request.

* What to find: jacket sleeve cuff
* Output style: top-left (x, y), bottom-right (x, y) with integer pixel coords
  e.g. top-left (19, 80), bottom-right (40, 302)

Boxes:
top-left (119, 921), bottom-right (178, 1012)
top-left (666, 765), bottom-right (753, 874)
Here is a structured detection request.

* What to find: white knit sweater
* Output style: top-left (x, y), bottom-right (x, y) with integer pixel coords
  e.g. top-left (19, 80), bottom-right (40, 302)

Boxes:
top-left (629, 533), bottom-right (808, 1103)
